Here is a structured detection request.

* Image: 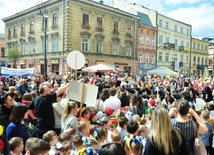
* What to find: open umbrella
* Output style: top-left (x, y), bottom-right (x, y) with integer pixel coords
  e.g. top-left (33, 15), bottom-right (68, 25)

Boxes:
top-left (81, 63), bottom-right (124, 73)
top-left (147, 66), bottom-right (178, 76)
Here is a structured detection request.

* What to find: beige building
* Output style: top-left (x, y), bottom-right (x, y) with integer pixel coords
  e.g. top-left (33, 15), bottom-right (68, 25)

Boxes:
top-left (191, 38), bottom-right (209, 76)
top-left (2, 0), bottom-right (139, 75)
top-left (0, 34), bottom-right (6, 69)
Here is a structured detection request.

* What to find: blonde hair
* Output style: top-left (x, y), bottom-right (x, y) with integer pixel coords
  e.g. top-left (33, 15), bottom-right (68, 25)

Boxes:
top-left (150, 107), bottom-right (182, 154)
top-left (111, 130), bottom-right (121, 143)
top-left (9, 86), bottom-right (16, 92)
top-left (62, 101), bottom-right (77, 122)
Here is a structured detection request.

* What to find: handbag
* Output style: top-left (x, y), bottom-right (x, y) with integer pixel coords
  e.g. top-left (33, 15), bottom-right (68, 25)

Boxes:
top-left (192, 121), bottom-right (207, 155)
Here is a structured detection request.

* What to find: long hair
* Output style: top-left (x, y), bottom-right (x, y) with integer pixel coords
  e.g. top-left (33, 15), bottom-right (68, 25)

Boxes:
top-left (149, 107), bottom-right (182, 154)
top-left (62, 101), bottom-right (77, 122)
top-left (10, 104), bottom-right (28, 123)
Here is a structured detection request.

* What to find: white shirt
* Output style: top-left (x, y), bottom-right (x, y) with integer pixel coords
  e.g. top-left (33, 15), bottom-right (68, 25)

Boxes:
top-left (104, 96), bottom-right (121, 111)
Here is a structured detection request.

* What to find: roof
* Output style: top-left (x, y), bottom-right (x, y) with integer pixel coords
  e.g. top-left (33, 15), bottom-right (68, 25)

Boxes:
top-left (137, 12), bottom-right (154, 28)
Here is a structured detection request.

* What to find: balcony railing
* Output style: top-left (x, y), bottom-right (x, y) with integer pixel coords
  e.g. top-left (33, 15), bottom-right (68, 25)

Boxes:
top-left (164, 43), bottom-right (175, 49)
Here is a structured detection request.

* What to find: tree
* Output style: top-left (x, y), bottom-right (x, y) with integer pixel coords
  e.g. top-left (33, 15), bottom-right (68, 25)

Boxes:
top-left (7, 46), bottom-right (22, 68)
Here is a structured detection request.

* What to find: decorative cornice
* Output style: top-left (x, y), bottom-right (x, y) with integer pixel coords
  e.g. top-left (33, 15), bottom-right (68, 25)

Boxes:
top-left (125, 39), bottom-right (133, 45)
top-left (50, 6), bottom-right (59, 12)
top-left (50, 32), bottom-right (59, 36)
top-left (111, 36), bottom-right (120, 42)
top-left (94, 33), bottom-right (105, 39)
top-left (112, 16), bottom-right (121, 21)
top-left (81, 8), bottom-right (92, 14)
top-left (80, 30), bottom-right (92, 37)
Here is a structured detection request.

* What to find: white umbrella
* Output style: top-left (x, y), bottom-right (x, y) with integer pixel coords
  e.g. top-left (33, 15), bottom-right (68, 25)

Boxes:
top-left (81, 63), bottom-right (124, 73)
top-left (147, 66), bottom-right (178, 76)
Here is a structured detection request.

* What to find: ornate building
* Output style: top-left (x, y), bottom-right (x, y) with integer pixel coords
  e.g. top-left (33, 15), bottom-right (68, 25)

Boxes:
top-left (3, 0), bottom-right (139, 75)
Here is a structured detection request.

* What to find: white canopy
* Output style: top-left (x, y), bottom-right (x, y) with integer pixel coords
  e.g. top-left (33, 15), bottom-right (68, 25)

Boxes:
top-left (147, 66), bottom-right (178, 76)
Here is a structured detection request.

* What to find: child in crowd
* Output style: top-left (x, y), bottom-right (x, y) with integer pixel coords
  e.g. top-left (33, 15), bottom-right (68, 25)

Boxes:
top-left (88, 138), bottom-right (101, 154)
top-left (79, 107), bottom-right (91, 122)
top-left (8, 137), bottom-right (24, 155)
top-left (111, 130), bottom-right (122, 143)
top-left (43, 130), bottom-right (59, 155)
top-left (137, 125), bottom-right (149, 153)
top-left (200, 110), bottom-right (213, 154)
top-left (126, 137), bottom-right (143, 155)
top-left (78, 121), bottom-right (90, 137)
top-left (118, 117), bottom-right (128, 139)
top-left (59, 141), bottom-right (71, 155)
top-left (96, 128), bottom-right (108, 146)
top-left (29, 139), bottom-right (50, 155)
top-left (72, 135), bottom-right (87, 155)
top-left (106, 117), bottom-right (118, 143)
top-left (25, 137), bottom-right (39, 155)
top-left (132, 114), bottom-right (141, 125)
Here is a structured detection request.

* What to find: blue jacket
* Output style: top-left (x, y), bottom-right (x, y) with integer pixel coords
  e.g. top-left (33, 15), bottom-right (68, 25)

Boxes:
top-left (200, 121), bottom-right (212, 147)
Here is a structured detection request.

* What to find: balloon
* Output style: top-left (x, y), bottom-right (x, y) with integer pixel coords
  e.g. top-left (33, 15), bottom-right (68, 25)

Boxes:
top-left (0, 125), bottom-right (3, 136)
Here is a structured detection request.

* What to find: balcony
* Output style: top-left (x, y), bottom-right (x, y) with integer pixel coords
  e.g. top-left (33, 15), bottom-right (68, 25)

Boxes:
top-left (164, 43), bottom-right (175, 49)
top-left (81, 23), bottom-right (90, 30)
top-left (179, 46), bottom-right (189, 52)
top-left (95, 27), bottom-right (103, 32)
top-left (125, 33), bottom-right (132, 38)
top-left (112, 30), bottom-right (119, 35)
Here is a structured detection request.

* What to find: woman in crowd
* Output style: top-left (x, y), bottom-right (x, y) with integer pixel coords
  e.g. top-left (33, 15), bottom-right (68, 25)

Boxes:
top-left (171, 99), bottom-right (208, 155)
top-left (61, 101), bottom-right (78, 133)
top-left (6, 104), bottom-right (36, 147)
top-left (144, 107), bottom-right (189, 155)
top-left (131, 94), bottom-right (145, 117)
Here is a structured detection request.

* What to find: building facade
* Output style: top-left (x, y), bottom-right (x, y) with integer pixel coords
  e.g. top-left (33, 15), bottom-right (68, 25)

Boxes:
top-left (0, 34), bottom-right (6, 69)
top-left (2, 0), bottom-right (139, 75)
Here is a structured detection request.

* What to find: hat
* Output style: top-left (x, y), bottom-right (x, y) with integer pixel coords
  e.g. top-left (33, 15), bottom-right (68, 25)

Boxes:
top-left (90, 111), bottom-right (97, 119)
top-left (96, 111), bottom-right (106, 119)
top-left (105, 108), bottom-right (114, 116)
top-left (0, 139), bottom-right (4, 150)
top-left (149, 99), bottom-right (156, 106)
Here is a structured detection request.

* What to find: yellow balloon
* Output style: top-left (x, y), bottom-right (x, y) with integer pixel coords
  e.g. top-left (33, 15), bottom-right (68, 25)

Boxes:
top-left (0, 125), bottom-right (3, 136)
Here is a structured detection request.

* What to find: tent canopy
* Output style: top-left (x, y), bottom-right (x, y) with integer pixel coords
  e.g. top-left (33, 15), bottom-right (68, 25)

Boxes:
top-left (81, 63), bottom-right (124, 73)
top-left (147, 66), bottom-right (178, 76)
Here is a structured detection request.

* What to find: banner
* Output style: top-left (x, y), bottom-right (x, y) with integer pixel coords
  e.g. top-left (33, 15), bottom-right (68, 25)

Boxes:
top-left (1, 67), bottom-right (35, 77)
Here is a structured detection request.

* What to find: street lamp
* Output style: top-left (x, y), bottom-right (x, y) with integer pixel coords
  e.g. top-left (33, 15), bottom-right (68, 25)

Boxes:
top-left (37, 1), bottom-right (48, 78)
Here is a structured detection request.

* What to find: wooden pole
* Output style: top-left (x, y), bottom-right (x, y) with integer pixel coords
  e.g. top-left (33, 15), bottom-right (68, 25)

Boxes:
top-left (79, 83), bottom-right (85, 118)
top-left (75, 53), bottom-right (77, 81)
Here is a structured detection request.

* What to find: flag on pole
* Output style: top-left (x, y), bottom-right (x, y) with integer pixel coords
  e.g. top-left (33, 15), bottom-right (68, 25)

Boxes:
top-left (113, 65), bottom-right (118, 74)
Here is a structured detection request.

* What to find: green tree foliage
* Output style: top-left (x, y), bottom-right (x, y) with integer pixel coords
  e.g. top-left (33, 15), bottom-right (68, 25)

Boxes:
top-left (7, 46), bottom-right (22, 68)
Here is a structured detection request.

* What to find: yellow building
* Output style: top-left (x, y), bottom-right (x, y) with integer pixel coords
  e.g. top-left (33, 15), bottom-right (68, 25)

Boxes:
top-left (191, 38), bottom-right (209, 77)
top-left (3, 0), bottom-right (139, 75)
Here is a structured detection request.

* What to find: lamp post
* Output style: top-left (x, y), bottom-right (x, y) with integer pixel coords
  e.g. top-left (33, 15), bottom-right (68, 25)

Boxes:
top-left (37, 1), bottom-right (48, 78)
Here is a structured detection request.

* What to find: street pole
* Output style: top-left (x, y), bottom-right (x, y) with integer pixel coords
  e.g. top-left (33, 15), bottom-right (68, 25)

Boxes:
top-left (44, 16), bottom-right (48, 78)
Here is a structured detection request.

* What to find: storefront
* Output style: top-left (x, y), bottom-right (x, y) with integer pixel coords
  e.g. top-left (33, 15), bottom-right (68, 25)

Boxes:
top-left (51, 59), bottom-right (59, 75)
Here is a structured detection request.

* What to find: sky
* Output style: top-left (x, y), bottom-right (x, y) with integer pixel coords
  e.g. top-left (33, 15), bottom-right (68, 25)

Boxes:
top-left (0, 0), bottom-right (214, 38)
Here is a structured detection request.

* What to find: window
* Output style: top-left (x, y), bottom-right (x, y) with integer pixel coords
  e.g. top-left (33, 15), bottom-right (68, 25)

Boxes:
top-left (174, 25), bottom-right (177, 32)
top-left (180, 55), bottom-right (183, 62)
top-left (197, 43), bottom-right (200, 50)
top-left (96, 39), bottom-right (103, 53)
top-left (197, 57), bottom-right (200, 64)
top-left (82, 14), bottom-right (89, 26)
top-left (139, 54), bottom-right (143, 63)
top-left (174, 39), bottom-right (178, 46)
top-left (21, 24), bottom-right (25, 35)
top-left (139, 35), bottom-right (144, 44)
top-left (186, 29), bottom-right (189, 35)
top-left (186, 55), bottom-right (189, 64)
top-left (209, 59), bottom-right (212, 65)
top-left (151, 38), bottom-right (155, 46)
top-left (112, 43), bottom-right (119, 55)
top-left (193, 56), bottom-right (196, 63)
top-left (180, 27), bottom-right (183, 34)
top-left (126, 24), bottom-right (131, 34)
top-left (202, 57), bottom-right (204, 65)
top-left (159, 19), bottom-right (162, 27)
top-left (158, 51), bottom-right (162, 61)
top-left (193, 42), bottom-right (196, 49)
top-left (165, 22), bottom-right (169, 29)
top-left (53, 13), bottom-right (58, 26)
top-left (52, 35), bottom-right (58, 52)
top-left (97, 17), bottom-right (102, 28)
top-left (146, 54), bottom-right (149, 63)
top-left (181, 41), bottom-right (184, 46)
top-left (14, 26), bottom-right (17, 36)
top-left (82, 38), bottom-right (89, 52)
top-left (41, 37), bottom-right (48, 53)
top-left (201, 44), bottom-right (204, 50)
top-left (21, 42), bottom-right (25, 55)
top-left (158, 35), bottom-right (163, 43)
top-left (1, 47), bottom-right (5, 57)
top-left (151, 55), bottom-right (155, 64)
top-left (29, 40), bottom-right (34, 54)
top-left (205, 45), bottom-right (208, 51)
top-left (205, 58), bottom-right (207, 65)
top-left (8, 28), bottom-right (11, 38)
top-left (113, 21), bottom-right (118, 33)
top-left (146, 37), bottom-right (150, 45)
top-left (173, 53), bottom-right (177, 61)
top-left (30, 21), bottom-right (34, 32)
top-left (186, 42), bottom-right (189, 47)
top-left (166, 36), bottom-right (169, 43)
top-left (125, 45), bottom-right (131, 56)
top-left (165, 53), bottom-right (169, 61)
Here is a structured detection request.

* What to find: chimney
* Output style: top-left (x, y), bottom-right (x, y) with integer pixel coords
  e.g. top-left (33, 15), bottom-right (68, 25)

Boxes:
top-left (100, 0), bottom-right (103, 4)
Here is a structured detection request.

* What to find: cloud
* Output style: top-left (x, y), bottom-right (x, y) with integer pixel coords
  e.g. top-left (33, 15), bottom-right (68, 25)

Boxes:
top-left (0, 0), bottom-right (38, 33)
top-left (165, 0), bottom-right (204, 5)
top-left (167, 3), bottom-right (214, 37)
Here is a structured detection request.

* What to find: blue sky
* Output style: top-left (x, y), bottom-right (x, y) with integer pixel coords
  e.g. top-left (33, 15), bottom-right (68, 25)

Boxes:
top-left (0, 0), bottom-right (214, 38)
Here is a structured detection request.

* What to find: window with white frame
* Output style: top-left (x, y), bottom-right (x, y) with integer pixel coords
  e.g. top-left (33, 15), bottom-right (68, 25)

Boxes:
top-left (165, 53), bottom-right (169, 61)
top-left (52, 35), bottom-right (58, 52)
top-left (29, 40), bottom-right (34, 54)
top-left (82, 14), bottom-right (89, 26)
top-left (174, 39), bottom-right (178, 46)
top-left (151, 55), bottom-right (155, 64)
top-left (145, 54), bottom-right (149, 63)
top-left (186, 29), bottom-right (189, 35)
top-left (96, 38), bottom-right (103, 53)
top-left (197, 43), bottom-right (200, 49)
top-left (139, 54), bottom-right (143, 63)
top-left (53, 13), bottom-right (58, 26)
top-left (82, 38), bottom-right (89, 52)
top-left (172, 53), bottom-right (177, 61)
top-left (159, 19), bottom-right (162, 27)
top-left (21, 42), bottom-right (25, 55)
top-left (202, 57), bottom-right (204, 65)
top-left (97, 17), bottom-right (102, 28)
top-left (125, 45), bottom-right (131, 56)
top-left (165, 22), bottom-right (169, 29)
top-left (112, 43), bottom-right (119, 55)
top-left (126, 24), bottom-right (131, 35)
top-left (113, 21), bottom-right (118, 33)
top-left (205, 45), bottom-right (208, 51)
top-left (181, 41), bottom-right (184, 46)
top-left (158, 51), bottom-right (162, 61)
top-left (205, 58), bottom-right (207, 65)
top-left (21, 24), bottom-right (25, 35)
top-left (180, 27), bottom-right (183, 34)
top-left (151, 38), bottom-right (155, 46)
top-left (193, 42), bottom-right (196, 49)
top-left (140, 35), bottom-right (144, 44)
top-left (8, 28), bottom-right (11, 38)
top-left (186, 42), bottom-right (189, 47)
top-left (158, 35), bottom-right (163, 43)
top-left (41, 37), bottom-right (47, 53)
top-left (201, 44), bottom-right (204, 50)
top-left (146, 37), bottom-right (150, 45)
top-left (186, 55), bottom-right (189, 64)
top-left (166, 36), bottom-right (169, 43)
top-left (174, 25), bottom-right (177, 32)
top-left (14, 26), bottom-right (17, 36)
top-left (180, 55), bottom-right (183, 62)
top-left (30, 21), bottom-right (34, 32)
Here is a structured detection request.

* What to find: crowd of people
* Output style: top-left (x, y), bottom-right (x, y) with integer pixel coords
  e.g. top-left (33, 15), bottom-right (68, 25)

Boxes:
top-left (0, 73), bottom-right (213, 155)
